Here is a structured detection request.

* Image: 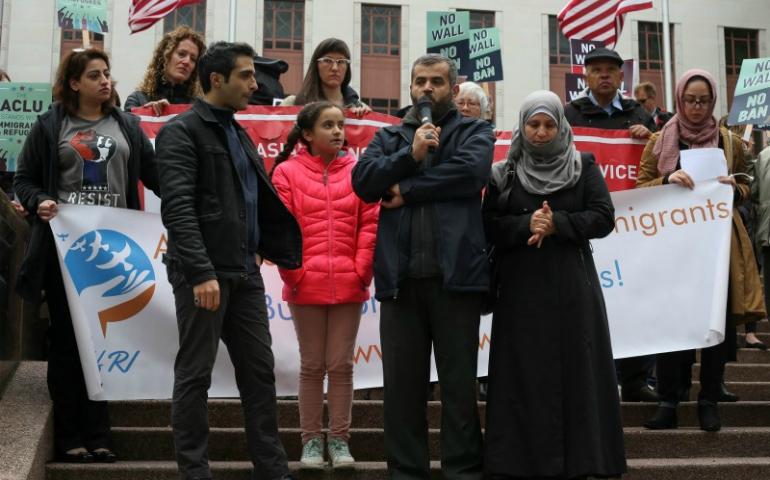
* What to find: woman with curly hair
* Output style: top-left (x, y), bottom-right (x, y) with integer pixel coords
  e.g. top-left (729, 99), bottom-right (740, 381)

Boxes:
top-left (280, 38), bottom-right (370, 117)
top-left (124, 26), bottom-right (206, 115)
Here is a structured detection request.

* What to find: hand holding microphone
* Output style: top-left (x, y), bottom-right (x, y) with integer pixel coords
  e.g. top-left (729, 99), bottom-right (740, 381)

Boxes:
top-left (412, 96), bottom-right (440, 162)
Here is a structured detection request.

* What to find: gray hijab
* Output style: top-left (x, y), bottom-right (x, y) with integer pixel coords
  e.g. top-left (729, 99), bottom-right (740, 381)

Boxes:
top-left (508, 90), bottom-right (582, 195)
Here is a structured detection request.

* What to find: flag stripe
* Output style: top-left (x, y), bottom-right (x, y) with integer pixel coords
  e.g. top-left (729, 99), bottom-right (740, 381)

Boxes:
top-left (557, 0), bottom-right (653, 50)
top-left (128, 0), bottom-right (204, 34)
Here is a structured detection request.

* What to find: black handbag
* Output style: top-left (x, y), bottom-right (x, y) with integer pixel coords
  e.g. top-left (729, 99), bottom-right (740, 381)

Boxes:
top-left (481, 161), bottom-right (516, 316)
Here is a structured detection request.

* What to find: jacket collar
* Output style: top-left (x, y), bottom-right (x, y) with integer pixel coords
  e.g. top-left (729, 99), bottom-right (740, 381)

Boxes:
top-left (192, 98), bottom-right (245, 131)
top-left (293, 145), bottom-right (354, 173)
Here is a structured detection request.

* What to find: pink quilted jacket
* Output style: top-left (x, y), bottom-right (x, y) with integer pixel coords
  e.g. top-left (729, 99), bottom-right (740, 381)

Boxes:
top-left (271, 147), bottom-right (379, 304)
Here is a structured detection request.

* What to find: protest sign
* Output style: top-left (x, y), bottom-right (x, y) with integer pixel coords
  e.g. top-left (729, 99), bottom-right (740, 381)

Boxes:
top-left (133, 105), bottom-right (400, 174)
top-left (728, 57), bottom-right (770, 126)
top-left (565, 73), bottom-right (587, 103)
top-left (468, 28), bottom-right (503, 83)
top-left (593, 180), bottom-right (732, 358)
top-left (50, 204), bottom-right (492, 400)
top-left (0, 82), bottom-right (51, 172)
top-left (573, 127), bottom-right (648, 192)
top-left (570, 38), bottom-right (605, 73)
top-left (426, 11), bottom-right (471, 76)
top-left (56, 0), bottom-right (109, 34)
top-left (51, 180), bottom-right (731, 398)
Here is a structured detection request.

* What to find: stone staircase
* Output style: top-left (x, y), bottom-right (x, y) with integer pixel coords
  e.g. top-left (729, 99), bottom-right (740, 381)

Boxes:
top-left (47, 321), bottom-right (770, 480)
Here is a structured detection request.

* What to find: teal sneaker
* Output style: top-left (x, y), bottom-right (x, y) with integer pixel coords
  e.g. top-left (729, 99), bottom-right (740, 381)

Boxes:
top-left (327, 437), bottom-right (355, 469)
top-left (300, 437), bottom-right (324, 469)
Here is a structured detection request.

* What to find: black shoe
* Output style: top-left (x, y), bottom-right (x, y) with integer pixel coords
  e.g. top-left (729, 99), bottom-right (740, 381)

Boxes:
top-left (697, 403), bottom-right (721, 431)
top-left (56, 451), bottom-right (94, 463)
top-left (478, 380), bottom-right (488, 401)
top-left (622, 386), bottom-right (658, 402)
top-left (92, 449), bottom-right (117, 463)
top-left (714, 381), bottom-right (740, 402)
top-left (643, 406), bottom-right (678, 429)
top-left (275, 475), bottom-right (298, 480)
top-left (746, 340), bottom-right (768, 350)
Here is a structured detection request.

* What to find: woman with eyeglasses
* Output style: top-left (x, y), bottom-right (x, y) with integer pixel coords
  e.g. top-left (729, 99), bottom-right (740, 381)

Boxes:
top-left (636, 69), bottom-right (758, 432)
top-left (280, 38), bottom-right (370, 117)
top-left (124, 26), bottom-right (206, 116)
top-left (13, 48), bottom-right (160, 463)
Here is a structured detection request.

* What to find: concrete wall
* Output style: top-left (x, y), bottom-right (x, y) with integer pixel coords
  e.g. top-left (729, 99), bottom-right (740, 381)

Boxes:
top-left (0, 0), bottom-right (767, 130)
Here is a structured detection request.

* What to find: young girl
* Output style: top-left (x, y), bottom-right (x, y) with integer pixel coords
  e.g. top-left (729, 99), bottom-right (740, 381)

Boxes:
top-left (270, 101), bottom-right (378, 469)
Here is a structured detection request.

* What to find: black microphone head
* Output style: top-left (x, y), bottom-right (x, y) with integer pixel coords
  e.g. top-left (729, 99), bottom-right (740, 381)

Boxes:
top-left (417, 96), bottom-right (432, 125)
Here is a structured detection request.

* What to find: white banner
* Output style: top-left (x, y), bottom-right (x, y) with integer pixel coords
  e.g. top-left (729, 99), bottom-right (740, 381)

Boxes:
top-left (49, 204), bottom-right (490, 400)
top-left (593, 179), bottom-right (732, 358)
top-left (50, 180), bottom-right (730, 399)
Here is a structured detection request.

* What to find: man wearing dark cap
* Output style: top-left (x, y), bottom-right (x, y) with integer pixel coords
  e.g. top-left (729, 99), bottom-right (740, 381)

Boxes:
top-left (564, 47), bottom-right (658, 403)
top-left (565, 47), bottom-right (655, 139)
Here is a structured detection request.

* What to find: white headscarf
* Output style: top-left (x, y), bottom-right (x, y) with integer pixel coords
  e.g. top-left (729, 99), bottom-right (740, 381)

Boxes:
top-left (508, 90), bottom-right (582, 195)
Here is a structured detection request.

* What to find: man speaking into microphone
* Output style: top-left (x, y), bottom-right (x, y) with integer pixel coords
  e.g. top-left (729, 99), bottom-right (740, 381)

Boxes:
top-left (352, 53), bottom-right (494, 480)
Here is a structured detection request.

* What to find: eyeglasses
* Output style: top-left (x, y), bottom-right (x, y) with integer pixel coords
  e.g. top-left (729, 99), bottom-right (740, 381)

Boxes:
top-left (636, 97), bottom-right (650, 104)
top-left (456, 99), bottom-right (481, 109)
top-left (682, 98), bottom-right (712, 109)
top-left (317, 57), bottom-right (350, 67)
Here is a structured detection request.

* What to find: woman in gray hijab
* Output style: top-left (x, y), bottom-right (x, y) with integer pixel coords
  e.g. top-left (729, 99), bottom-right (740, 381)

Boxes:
top-left (482, 90), bottom-right (626, 479)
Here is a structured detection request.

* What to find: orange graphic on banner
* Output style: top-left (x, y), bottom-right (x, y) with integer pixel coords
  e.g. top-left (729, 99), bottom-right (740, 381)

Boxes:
top-left (479, 333), bottom-right (491, 350)
top-left (354, 345), bottom-right (382, 364)
top-left (98, 284), bottom-right (156, 337)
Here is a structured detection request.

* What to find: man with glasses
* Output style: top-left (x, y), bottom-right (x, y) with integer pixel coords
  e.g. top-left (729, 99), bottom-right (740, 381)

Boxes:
top-left (564, 47), bottom-right (659, 404)
top-left (635, 82), bottom-right (674, 130)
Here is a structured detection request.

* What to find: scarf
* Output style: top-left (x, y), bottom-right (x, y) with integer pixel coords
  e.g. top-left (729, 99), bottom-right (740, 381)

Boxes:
top-left (654, 69), bottom-right (720, 174)
top-left (508, 90), bottom-right (582, 195)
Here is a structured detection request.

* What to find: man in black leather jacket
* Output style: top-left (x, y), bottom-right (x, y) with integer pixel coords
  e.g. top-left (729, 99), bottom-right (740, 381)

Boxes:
top-left (155, 41), bottom-right (301, 480)
top-left (352, 54), bottom-right (494, 480)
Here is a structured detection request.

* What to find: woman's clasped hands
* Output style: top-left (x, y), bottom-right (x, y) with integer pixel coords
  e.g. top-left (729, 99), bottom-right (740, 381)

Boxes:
top-left (528, 200), bottom-right (556, 248)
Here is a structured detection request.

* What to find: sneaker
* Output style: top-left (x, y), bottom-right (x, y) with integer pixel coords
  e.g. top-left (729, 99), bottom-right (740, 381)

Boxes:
top-left (300, 437), bottom-right (324, 469)
top-left (327, 437), bottom-right (355, 469)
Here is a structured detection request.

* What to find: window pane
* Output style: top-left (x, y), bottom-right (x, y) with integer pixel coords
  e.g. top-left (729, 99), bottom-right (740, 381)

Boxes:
top-left (362, 16), bottom-right (370, 43)
top-left (276, 11), bottom-right (292, 38)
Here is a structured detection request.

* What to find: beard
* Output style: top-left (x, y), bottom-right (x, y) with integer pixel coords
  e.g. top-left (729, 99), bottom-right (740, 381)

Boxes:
top-left (411, 92), bottom-right (455, 122)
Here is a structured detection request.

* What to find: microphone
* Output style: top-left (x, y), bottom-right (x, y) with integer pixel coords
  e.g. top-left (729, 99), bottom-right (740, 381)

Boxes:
top-left (417, 95), bottom-right (435, 154)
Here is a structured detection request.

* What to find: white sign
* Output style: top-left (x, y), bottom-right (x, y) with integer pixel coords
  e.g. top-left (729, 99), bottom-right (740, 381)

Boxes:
top-left (51, 178), bottom-right (731, 398)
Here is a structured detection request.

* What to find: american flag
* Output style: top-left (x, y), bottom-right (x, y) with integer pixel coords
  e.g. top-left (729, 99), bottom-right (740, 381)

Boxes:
top-left (128, 0), bottom-right (205, 34)
top-left (557, 0), bottom-right (654, 49)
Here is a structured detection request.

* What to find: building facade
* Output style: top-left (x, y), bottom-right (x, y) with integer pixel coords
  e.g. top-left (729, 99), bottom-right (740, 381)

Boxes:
top-left (0, 0), bottom-right (766, 129)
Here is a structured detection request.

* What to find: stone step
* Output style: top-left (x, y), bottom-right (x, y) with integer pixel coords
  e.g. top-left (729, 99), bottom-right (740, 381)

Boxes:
top-left (752, 319), bottom-right (770, 333)
top-left (690, 382), bottom-right (770, 401)
top-left (620, 402), bottom-right (770, 428)
top-left (105, 426), bottom-right (770, 462)
top-left (693, 363), bottom-right (770, 382)
top-left (109, 400), bottom-right (770, 429)
top-left (738, 332), bottom-right (770, 343)
top-left (46, 458), bottom-right (770, 480)
top-left (733, 348), bottom-right (770, 363)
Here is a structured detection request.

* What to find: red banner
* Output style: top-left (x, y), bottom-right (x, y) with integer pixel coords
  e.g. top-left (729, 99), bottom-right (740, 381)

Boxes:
top-left (490, 128), bottom-right (646, 193)
top-left (133, 105), bottom-right (401, 174)
top-left (572, 127), bottom-right (647, 192)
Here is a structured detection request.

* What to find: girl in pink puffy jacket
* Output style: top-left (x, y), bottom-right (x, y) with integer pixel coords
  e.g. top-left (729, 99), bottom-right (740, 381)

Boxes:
top-left (270, 101), bottom-right (378, 470)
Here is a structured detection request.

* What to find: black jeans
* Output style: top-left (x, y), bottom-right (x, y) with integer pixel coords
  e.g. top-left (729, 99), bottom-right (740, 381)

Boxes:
top-left (656, 340), bottom-right (727, 405)
top-left (168, 267), bottom-right (289, 480)
top-left (45, 249), bottom-right (111, 454)
top-left (380, 277), bottom-right (484, 480)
